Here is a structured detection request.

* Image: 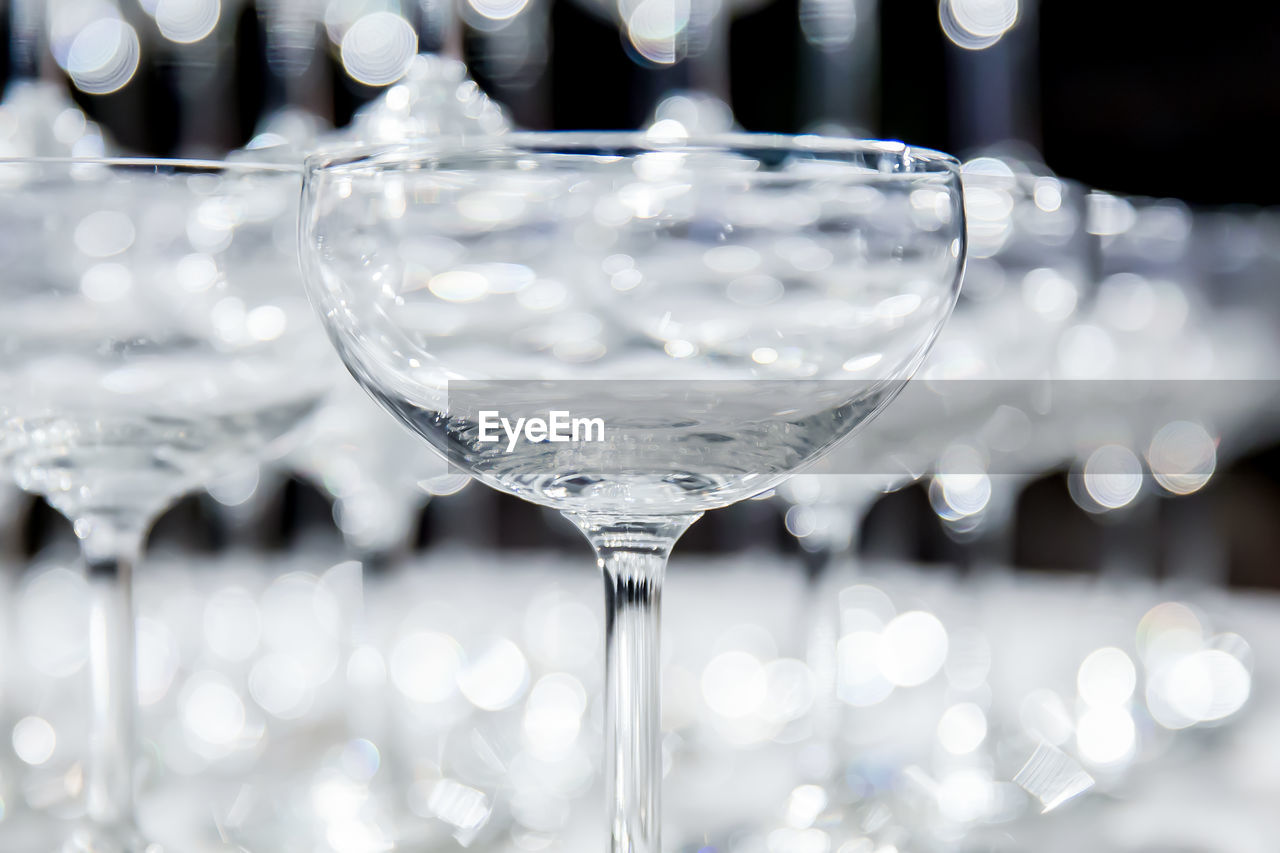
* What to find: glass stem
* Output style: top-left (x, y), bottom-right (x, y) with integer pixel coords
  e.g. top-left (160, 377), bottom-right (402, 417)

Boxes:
top-left (75, 514), bottom-right (145, 834)
top-left (564, 512), bottom-right (701, 853)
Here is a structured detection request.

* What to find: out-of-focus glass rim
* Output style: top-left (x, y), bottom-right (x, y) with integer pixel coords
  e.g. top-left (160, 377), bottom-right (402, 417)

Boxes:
top-left (0, 156), bottom-right (301, 174)
top-left (305, 131), bottom-right (962, 177)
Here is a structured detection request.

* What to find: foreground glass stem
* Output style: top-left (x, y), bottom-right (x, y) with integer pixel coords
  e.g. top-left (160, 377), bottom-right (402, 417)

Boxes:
top-left (75, 515), bottom-right (145, 843)
top-left (565, 512), bottom-right (701, 853)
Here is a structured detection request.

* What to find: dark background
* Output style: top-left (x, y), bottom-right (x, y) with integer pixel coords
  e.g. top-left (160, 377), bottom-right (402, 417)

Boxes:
top-left (4, 0), bottom-right (1279, 204)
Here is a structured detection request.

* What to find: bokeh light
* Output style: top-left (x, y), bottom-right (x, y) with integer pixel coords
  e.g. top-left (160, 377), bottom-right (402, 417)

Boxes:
top-left (702, 650), bottom-right (768, 718)
top-left (931, 445), bottom-right (993, 521)
top-left (19, 565), bottom-right (89, 678)
top-left (937, 702), bottom-right (987, 754)
top-left (390, 630), bottom-right (464, 703)
top-left (64, 18), bottom-right (141, 95)
top-left (1077, 444), bottom-right (1144, 511)
top-left (523, 673), bottom-right (588, 758)
top-left (940, 0), bottom-right (1018, 51)
top-left (937, 767), bottom-right (994, 823)
top-left (623, 0), bottom-right (689, 65)
top-left (1147, 648), bottom-right (1251, 729)
top-left (1147, 420), bottom-right (1217, 495)
top-left (1076, 706), bottom-right (1136, 766)
top-left (878, 610), bottom-right (948, 687)
top-left (156, 0), bottom-right (222, 44)
top-left (457, 636), bottom-right (530, 710)
top-left (341, 12), bottom-right (418, 86)
top-left (1077, 647), bottom-right (1136, 708)
top-left (12, 716), bottom-right (57, 766)
top-left (74, 209), bottom-right (135, 258)
top-left (467, 0), bottom-right (532, 21)
top-left (180, 671), bottom-right (247, 747)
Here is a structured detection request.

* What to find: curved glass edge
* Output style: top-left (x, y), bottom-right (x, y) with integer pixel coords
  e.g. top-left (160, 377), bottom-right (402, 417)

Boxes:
top-left (0, 156), bottom-right (303, 174)
top-left (305, 131), bottom-right (962, 177)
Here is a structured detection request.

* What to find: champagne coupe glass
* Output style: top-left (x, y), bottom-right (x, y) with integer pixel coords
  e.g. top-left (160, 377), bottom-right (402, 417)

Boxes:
top-left (0, 158), bottom-right (332, 852)
top-left (300, 133), bottom-right (966, 853)
top-left (779, 162), bottom-right (1091, 572)
top-left (925, 163), bottom-right (1092, 563)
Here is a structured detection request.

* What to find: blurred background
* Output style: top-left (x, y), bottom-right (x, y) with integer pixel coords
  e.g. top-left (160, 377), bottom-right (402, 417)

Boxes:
top-left (2, 0), bottom-right (1279, 201)
top-left (3, 2), bottom-right (1280, 852)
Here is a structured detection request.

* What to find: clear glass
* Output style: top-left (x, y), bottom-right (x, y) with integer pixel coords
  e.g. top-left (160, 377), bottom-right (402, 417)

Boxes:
top-left (300, 132), bottom-right (965, 853)
top-left (0, 158), bottom-right (333, 851)
top-left (780, 167), bottom-right (1093, 568)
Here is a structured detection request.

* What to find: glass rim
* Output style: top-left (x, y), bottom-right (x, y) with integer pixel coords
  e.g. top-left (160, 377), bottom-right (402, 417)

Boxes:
top-left (305, 131), bottom-right (962, 175)
top-left (0, 156), bottom-right (301, 174)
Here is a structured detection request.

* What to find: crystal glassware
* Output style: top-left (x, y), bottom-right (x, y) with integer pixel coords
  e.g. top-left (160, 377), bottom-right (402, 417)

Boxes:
top-left (924, 161), bottom-right (1092, 561)
top-left (0, 157), bottom-right (333, 852)
top-left (299, 132), bottom-right (966, 853)
top-left (781, 160), bottom-right (1094, 572)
